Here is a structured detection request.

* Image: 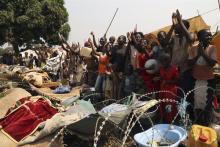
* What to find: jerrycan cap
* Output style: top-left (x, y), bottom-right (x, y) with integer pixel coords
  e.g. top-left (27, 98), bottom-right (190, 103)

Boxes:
top-left (199, 134), bottom-right (208, 142)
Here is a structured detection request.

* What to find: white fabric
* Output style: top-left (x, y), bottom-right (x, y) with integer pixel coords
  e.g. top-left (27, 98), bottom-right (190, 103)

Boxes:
top-left (196, 56), bottom-right (207, 65)
top-left (99, 103), bottom-right (131, 124)
top-left (100, 103), bottom-right (128, 113)
top-left (194, 80), bottom-right (208, 109)
top-left (171, 36), bottom-right (189, 72)
top-left (144, 59), bottom-right (159, 74)
top-left (43, 55), bottom-right (62, 75)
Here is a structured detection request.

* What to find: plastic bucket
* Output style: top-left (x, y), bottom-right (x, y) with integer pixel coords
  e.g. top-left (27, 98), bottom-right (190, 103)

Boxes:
top-left (134, 124), bottom-right (187, 147)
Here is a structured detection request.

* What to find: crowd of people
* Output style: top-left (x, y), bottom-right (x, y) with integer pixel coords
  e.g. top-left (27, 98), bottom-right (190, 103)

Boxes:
top-left (80, 10), bottom-right (217, 125)
top-left (1, 10), bottom-right (218, 125)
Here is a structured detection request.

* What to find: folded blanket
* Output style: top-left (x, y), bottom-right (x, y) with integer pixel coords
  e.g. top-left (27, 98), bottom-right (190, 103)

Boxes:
top-left (0, 98), bottom-right (58, 143)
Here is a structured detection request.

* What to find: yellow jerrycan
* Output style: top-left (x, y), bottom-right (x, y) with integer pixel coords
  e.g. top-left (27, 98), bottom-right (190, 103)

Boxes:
top-left (187, 125), bottom-right (218, 147)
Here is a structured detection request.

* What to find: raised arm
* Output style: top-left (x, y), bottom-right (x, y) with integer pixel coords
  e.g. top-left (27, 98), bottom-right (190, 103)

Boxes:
top-left (90, 31), bottom-right (98, 48)
top-left (176, 9), bottom-right (193, 43)
top-left (60, 43), bottom-right (69, 52)
top-left (164, 13), bottom-right (176, 45)
top-left (88, 38), bottom-right (101, 56)
top-left (59, 34), bottom-right (72, 51)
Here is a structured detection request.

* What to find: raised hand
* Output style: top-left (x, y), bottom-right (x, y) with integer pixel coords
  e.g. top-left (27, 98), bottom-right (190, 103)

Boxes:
top-left (88, 38), bottom-right (92, 44)
top-left (127, 32), bottom-right (131, 41)
top-left (176, 9), bottom-right (182, 23)
top-left (172, 12), bottom-right (178, 25)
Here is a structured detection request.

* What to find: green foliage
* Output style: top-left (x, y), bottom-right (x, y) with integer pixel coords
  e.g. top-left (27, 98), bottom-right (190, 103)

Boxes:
top-left (0, 0), bottom-right (70, 53)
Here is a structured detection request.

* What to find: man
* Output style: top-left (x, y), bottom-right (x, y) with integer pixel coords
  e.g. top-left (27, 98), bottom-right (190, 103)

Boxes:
top-left (127, 31), bottom-right (144, 70)
top-left (107, 36), bottom-right (116, 51)
top-left (110, 35), bottom-right (128, 99)
top-left (166, 10), bottom-right (193, 73)
top-left (188, 29), bottom-right (217, 125)
top-left (164, 10), bottom-right (195, 121)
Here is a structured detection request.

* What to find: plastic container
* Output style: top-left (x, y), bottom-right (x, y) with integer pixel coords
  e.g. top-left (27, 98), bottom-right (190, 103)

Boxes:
top-left (187, 125), bottom-right (218, 147)
top-left (134, 124), bottom-right (187, 147)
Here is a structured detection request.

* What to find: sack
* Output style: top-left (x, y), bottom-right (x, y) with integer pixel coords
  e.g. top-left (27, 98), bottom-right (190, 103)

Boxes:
top-left (80, 47), bottom-right (92, 57)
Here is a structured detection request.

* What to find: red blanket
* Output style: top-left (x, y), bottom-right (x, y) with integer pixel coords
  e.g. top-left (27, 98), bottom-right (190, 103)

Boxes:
top-left (0, 98), bottom-right (57, 142)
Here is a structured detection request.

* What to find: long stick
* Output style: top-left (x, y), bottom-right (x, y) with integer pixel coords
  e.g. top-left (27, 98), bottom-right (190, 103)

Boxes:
top-left (218, 0), bottom-right (220, 12)
top-left (104, 8), bottom-right (119, 36)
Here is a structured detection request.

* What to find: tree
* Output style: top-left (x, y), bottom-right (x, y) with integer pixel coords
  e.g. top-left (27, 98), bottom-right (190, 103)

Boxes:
top-left (0, 0), bottom-right (70, 54)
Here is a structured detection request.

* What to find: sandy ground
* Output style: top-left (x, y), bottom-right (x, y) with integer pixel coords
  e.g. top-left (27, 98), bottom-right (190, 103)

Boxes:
top-left (0, 88), bottom-right (62, 147)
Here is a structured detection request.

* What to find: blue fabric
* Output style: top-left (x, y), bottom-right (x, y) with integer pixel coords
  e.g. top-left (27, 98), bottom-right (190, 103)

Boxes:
top-left (95, 74), bottom-right (105, 93)
top-left (53, 85), bottom-right (71, 94)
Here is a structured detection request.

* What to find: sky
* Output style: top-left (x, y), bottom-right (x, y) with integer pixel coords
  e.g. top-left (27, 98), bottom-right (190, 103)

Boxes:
top-left (64, 0), bottom-right (220, 44)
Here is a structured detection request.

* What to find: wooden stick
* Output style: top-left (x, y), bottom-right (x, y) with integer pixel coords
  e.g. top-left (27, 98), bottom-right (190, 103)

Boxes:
top-left (104, 8), bottom-right (119, 37)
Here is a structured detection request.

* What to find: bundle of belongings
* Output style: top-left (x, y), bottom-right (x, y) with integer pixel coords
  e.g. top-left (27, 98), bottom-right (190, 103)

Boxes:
top-left (0, 95), bottom-right (96, 145)
top-left (43, 55), bottom-right (62, 76)
top-left (0, 97), bottom-right (58, 143)
top-left (64, 94), bottom-right (159, 141)
top-left (98, 94), bottom-right (159, 124)
top-left (80, 47), bottom-right (92, 58)
top-left (0, 92), bottom-right (159, 146)
top-left (22, 71), bottom-right (60, 88)
top-left (0, 64), bottom-right (9, 73)
top-left (0, 65), bottom-right (29, 76)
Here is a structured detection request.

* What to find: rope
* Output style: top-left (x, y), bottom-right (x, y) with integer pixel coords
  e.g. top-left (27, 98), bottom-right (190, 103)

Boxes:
top-left (199, 8), bottom-right (219, 16)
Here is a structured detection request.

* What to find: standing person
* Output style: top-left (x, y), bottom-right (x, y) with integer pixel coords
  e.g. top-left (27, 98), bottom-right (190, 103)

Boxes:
top-left (106, 36), bottom-right (116, 52)
top-left (110, 35), bottom-right (128, 99)
top-left (138, 39), bottom-right (159, 94)
top-left (88, 39), bottom-right (110, 94)
top-left (17, 54), bottom-right (24, 66)
top-left (34, 45), bottom-right (48, 67)
top-left (127, 31), bottom-right (144, 70)
top-left (159, 53), bottom-right (179, 123)
top-left (81, 41), bottom-right (98, 87)
top-left (28, 54), bottom-right (34, 68)
top-left (165, 10), bottom-right (194, 118)
top-left (188, 29), bottom-right (217, 125)
top-left (166, 10), bottom-right (193, 72)
top-left (60, 36), bottom-right (80, 87)
top-left (156, 31), bottom-right (170, 57)
top-left (23, 52), bottom-right (30, 67)
top-left (29, 56), bottom-right (40, 68)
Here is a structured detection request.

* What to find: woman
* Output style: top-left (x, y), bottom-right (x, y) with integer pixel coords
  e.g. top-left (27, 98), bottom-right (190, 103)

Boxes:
top-left (88, 39), bottom-right (110, 94)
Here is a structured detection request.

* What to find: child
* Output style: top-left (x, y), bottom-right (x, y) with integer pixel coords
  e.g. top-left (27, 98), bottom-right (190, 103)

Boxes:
top-left (159, 53), bottom-right (179, 123)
